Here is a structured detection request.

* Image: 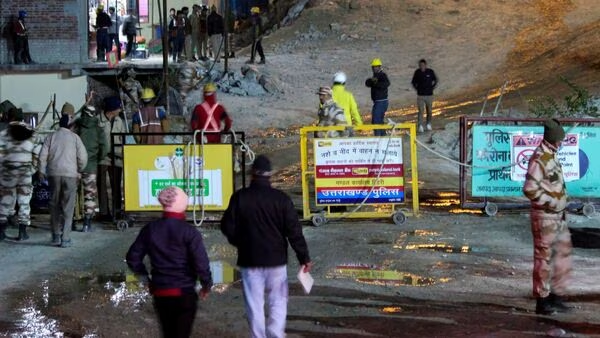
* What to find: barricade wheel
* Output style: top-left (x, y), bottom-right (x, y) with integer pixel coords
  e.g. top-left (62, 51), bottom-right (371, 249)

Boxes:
top-left (582, 203), bottom-right (596, 217)
top-left (116, 220), bottom-right (129, 231)
top-left (311, 215), bottom-right (327, 227)
top-left (392, 211), bottom-right (406, 225)
top-left (484, 202), bottom-right (498, 217)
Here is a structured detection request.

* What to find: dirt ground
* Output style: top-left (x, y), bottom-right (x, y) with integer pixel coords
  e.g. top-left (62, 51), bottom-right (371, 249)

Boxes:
top-left (2, 0), bottom-right (600, 337)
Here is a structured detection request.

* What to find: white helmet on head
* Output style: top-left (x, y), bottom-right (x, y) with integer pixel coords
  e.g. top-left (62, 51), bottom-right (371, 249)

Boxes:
top-left (333, 72), bottom-right (347, 84)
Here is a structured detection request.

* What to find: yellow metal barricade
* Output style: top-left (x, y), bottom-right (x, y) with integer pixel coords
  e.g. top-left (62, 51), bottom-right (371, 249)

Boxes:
top-left (300, 124), bottom-right (419, 226)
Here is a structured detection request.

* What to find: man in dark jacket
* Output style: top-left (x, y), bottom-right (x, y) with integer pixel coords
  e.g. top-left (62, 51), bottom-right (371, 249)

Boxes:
top-left (94, 5), bottom-right (112, 62)
top-left (365, 58), bottom-right (391, 136)
top-left (221, 155), bottom-right (312, 338)
top-left (122, 9), bottom-right (138, 59)
top-left (127, 186), bottom-right (212, 338)
top-left (207, 5), bottom-right (224, 62)
top-left (411, 59), bottom-right (438, 133)
top-left (73, 105), bottom-right (108, 232)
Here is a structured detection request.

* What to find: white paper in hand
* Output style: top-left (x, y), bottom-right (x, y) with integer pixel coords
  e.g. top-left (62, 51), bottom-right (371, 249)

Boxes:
top-left (297, 267), bottom-right (314, 295)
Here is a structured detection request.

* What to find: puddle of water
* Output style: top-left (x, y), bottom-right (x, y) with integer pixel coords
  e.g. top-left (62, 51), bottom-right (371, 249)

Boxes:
top-left (381, 306), bottom-right (403, 314)
top-left (398, 243), bottom-right (472, 253)
top-left (410, 230), bottom-right (440, 237)
top-left (210, 260), bottom-right (242, 294)
top-left (328, 264), bottom-right (447, 287)
top-left (7, 279), bottom-right (99, 338)
top-left (449, 208), bottom-right (483, 215)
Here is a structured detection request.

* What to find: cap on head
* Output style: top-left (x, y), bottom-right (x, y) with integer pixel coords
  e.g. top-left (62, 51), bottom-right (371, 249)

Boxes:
top-left (211, 5), bottom-right (217, 12)
top-left (104, 96), bottom-right (122, 112)
top-left (9, 120), bottom-right (32, 131)
top-left (317, 86), bottom-right (333, 96)
top-left (252, 155), bottom-right (273, 176)
top-left (83, 105), bottom-right (96, 117)
top-left (18, 10), bottom-right (27, 18)
top-left (203, 82), bottom-right (217, 93)
top-left (7, 107), bottom-right (24, 121)
top-left (371, 58), bottom-right (382, 67)
top-left (251, 6), bottom-right (260, 14)
top-left (333, 72), bottom-right (347, 84)
top-left (61, 102), bottom-right (75, 115)
top-left (543, 118), bottom-right (566, 144)
top-left (158, 186), bottom-right (188, 213)
top-left (141, 88), bottom-right (156, 101)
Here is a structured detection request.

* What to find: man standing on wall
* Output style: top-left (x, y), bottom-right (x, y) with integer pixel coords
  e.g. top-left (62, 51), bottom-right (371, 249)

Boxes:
top-left (221, 155), bottom-right (312, 338)
top-left (13, 10), bottom-right (33, 65)
top-left (365, 58), bottom-right (390, 136)
top-left (122, 9), bottom-right (138, 59)
top-left (411, 59), bottom-right (438, 133)
top-left (108, 6), bottom-right (122, 60)
top-left (94, 4), bottom-right (112, 62)
top-left (523, 119), bottom-right (572, 315)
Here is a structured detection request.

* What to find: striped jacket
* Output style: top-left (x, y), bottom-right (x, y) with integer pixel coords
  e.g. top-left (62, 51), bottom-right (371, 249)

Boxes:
top-left (0, 124), bottom-right (41, 172)
top-left (523, 140), bottom-right (567, 213)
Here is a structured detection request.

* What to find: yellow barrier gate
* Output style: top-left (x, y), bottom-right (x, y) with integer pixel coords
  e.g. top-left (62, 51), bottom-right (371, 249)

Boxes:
top-left (300, 124), bottom-right (420, 226)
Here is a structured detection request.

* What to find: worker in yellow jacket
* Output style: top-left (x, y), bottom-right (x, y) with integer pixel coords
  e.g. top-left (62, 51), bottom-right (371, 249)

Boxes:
top-left (332, 72), bottom-right (363, 127)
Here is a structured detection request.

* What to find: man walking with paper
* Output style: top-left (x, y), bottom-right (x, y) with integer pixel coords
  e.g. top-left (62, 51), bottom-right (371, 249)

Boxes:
top-left (221, 155), bottom-right (313, 338)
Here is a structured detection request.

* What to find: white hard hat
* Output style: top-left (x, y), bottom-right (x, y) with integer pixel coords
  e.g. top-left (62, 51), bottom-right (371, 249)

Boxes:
top-left (333, 72), bottom-right (347, 84)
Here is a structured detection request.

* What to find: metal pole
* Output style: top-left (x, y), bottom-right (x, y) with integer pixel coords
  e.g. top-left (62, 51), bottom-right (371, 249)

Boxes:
top-left (224, 0), bottom-right (229, 73)
top-left (161, 0), bottom-right (169, 114)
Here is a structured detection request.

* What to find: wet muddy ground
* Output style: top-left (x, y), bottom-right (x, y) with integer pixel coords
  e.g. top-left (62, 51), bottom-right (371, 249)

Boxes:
top-left (2, 134), bottom-right (600, 337)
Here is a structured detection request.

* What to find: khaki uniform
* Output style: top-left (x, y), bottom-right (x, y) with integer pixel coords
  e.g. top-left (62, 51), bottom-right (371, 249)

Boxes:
top-left (523, 140), bottom-right (571, 298)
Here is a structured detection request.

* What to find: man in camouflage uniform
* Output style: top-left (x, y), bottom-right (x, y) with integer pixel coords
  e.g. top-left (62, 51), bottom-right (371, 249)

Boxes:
top-left (523, 118), bottom-right (572, 315)
top-left (0, 110), bottom-right (41, 241)
top-left (73, 105), bottom-right (108, 232)
top-left (315, 86), bottom-right (349, 138)
top-left (119, 68), bottom-right (142, 120)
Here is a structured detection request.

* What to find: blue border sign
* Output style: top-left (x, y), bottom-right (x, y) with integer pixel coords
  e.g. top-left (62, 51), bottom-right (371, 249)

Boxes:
top-left (472, 125), bottom-right (599, 197)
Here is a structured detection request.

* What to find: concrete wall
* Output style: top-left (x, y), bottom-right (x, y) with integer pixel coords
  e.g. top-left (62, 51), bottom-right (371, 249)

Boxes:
top-left (0, 72), bottom-right (88, 112)
top-left (0, 0), bottom-right (88, 64)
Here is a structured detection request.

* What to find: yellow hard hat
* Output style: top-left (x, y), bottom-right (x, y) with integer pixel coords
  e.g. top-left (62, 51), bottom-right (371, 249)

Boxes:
top-left (251, 6), bottom-right (260, 14)
top-left (371, 58), bottom-right (382, 67)
top-left (141, 88), bottom-right (156, 100)
top-left (204, 82), bottom-right (217, 93)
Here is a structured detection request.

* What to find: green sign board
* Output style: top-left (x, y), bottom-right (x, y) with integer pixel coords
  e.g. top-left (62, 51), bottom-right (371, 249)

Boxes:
top-left (151, 179), bottom-right (209, 197)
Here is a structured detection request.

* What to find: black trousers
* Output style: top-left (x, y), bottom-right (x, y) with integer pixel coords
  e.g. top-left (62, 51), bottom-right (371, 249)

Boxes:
top-left (125, 34), bottom-right (136, 57)
top-left (97, 164), bottom-right (122, 217)
top-left (14, 36), bottom-right (32, 64)
top-left (251, 38), bottom-right (264, 61)
top-left (154, 294), bottom-right (198, 338)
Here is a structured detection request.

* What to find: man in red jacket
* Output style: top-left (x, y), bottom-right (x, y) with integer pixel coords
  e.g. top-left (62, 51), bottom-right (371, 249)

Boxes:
top-left (190, 83), bottom-right (232, 143)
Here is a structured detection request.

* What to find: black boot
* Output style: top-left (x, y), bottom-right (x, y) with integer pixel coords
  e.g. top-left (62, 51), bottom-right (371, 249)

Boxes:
top-left (18, 224), bottom-right (29, 241)
top-left (82, 215), bottom-right (93, 232)
top-left (536, 296), bottom-right (557, 315)
top-left (51, 233), bottom-right (61, 246)
top-left (549, 293), bottom-right (571, 312)
top-left (0, 222), bottom-right (6, 241)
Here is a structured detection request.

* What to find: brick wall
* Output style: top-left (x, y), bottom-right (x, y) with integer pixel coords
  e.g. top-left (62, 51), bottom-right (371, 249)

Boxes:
top-left (0, 0), bottom-right (88, 64)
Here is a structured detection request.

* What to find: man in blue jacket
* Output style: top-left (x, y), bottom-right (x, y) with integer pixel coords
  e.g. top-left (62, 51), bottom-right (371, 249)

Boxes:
top-left (221, 155), bottom-right (312, 338)
top-left (411, 59), bottom-right (438, 133)
top-left (127, 186), bottom-right (212, 338)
